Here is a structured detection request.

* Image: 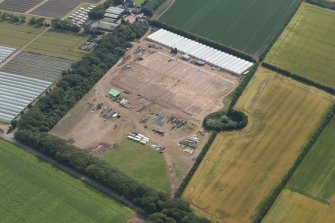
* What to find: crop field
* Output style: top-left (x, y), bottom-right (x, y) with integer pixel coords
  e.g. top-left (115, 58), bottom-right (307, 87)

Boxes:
top-left (0, 0), bottom-right (42, 12)
top-left (265, 3), bottom-right (335, 89)
top-left (182, 67), bottom-right (334, 223)
top-left (262, 189), bottom-right (334, 223)
top-left (25, 31), bottom-right (89, 61)
top-left (0, 23), bottom-right (45, 49)
top-left (134, 0), bottom-right (144, 5)
top-left (31, 0), bottom-right (91, 18)
top-left (263, 117), bottom-right (335, 223)
top-left (159, 0), bottom-right (301, 56)
top-left (103, 140), bottom-right (170, 192)
top-left (1, 52), bottom-right (72, 82)
top-left (0, 140), bottom-right (133, 223)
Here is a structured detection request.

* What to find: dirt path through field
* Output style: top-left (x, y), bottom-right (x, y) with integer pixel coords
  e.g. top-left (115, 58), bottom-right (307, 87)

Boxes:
top-left (0, 26), bottom-right (50, 69)
top-left (25, 0), bottom-right (49, 14)
top-left (153, 0), bottom-right (175, 20)
top-left (164, 152), bottom-right (178, 197)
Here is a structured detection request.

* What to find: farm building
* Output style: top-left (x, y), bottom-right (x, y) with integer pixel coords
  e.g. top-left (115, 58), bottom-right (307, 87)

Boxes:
top-left (102, 17), bottom-right (116, 23)
top-left (104, 13), bottom-right (120, 19)
top-left (105, 6), bottom-right (125, 16)
top-left (147, 29), bottom-right (254, 75)
top-left (0, 46), bottom-right (16, 64)
top-left (97, 21), bottom-right (119, 32)
top-left (109, 89), bottom-right (120, 98)
top-left (0, 71), bottom-right (51, 123)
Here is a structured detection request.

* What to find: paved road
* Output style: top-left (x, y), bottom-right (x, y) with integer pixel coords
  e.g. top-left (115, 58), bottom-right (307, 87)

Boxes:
top-left (0, 133), bottom-right (147, 218)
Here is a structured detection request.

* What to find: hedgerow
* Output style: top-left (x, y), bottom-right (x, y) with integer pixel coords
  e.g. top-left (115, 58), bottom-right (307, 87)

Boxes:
top-left (263, 63), bottom-right (335, 96)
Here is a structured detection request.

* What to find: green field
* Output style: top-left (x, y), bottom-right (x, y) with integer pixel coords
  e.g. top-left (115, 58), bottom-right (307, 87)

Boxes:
top-left (0, 22), bottom-right (45, 48)
top-left (265, 3), bottom-right (335, 89)
top-left (0, 140), bottom-right (133, 223)
top-left (182, 67), bottom-right (334, 223)
top-left (159, 0), bottom-right (301, 55)
top-left (25, 31), bottom-right (89, 60)
top-left (103, 140), bottom-right (170, 193)
top-left (134, 0), bottom-right (144, 5)
top-left (263, 117), bottom-right (335, 223)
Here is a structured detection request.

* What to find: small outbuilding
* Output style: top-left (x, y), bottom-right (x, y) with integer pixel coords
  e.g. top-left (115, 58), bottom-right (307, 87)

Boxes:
top-left (109, 89), bottom-right (120, 98)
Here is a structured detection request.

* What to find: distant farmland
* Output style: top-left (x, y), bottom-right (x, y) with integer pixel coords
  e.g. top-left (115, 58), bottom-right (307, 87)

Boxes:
top-left (25, 31), bottom-right (89, 61)
top-left (0, 140), bottom-right (133, 223)
top-left (160, 0), bottom-right (301, 56)
top-left (0, 23), bottom-right (45, 49)
top-left (265, 3), bottom-right (335, 89)
top-left (182, 67), bottom-right (334, 223)
top-left (263, 117), bottom-right (335, 223)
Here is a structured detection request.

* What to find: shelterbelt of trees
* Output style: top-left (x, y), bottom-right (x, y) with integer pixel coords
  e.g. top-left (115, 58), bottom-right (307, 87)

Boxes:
top-left (13, 21), bottom-right (211, 223)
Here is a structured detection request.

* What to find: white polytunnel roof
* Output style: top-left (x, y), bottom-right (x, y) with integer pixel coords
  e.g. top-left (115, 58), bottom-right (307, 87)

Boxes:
top-left (0, 46), bottom-right (16, 64)
top-left (147, 29), bottom-right (254, 75)
top-left (0, 71), bottom-right (51, 123)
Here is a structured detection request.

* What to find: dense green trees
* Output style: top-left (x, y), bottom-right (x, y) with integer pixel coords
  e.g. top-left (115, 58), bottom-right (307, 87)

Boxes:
top-left (306, 0), bottom-right (335, 10)
top-left (204, 109), bottom-right (248, 131)
top-left (51, 19), bottom-right (80, 32)
top-left (0, 12), bottom-right (25, 23)
top-left (141, 0), bottom-right (165, 16)
top-left (29, 17), bottom-right (46, 26)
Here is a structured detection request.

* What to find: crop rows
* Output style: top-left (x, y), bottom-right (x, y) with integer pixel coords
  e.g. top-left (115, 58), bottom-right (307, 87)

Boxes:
top-left (0, 0), bottom-right (42, 13)
top-left (1, 52), bottom-right (72, 82)
top-left (31, 0), bottom-right (83, 18)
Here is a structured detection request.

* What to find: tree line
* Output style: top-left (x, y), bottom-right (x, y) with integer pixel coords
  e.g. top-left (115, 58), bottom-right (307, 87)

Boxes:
top-left (14, 21), bottom-right (211, 223)
top-left (0, 12), bottom-right (47, 27)
top-left (306, 0), bottom-right (335, 10)
top-left (263, 63), bottom-right (335, 95)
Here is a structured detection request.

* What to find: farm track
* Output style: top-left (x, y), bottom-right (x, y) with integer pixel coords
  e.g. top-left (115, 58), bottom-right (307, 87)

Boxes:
top-left (25, 0), bottom-right (49, 14)
top-left (0, 133), bottom-right (146, 218)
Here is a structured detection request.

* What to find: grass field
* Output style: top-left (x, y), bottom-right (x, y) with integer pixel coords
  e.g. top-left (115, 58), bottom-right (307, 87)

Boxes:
top-left (182, 67), bottom-right (334, 223)
top-left (25, 31), bottom-right (89, 60)
top-left (102, 140), bottom-right (170, 193)
top-left (134, 0), bottom-right (144, 5)
top-left (265, 3), bottom-right (335, 89)
top-left (263, 117), bottom-right (335, 223)
top-left (159, 0), bottom-right (301, 56)
top-left (0, 140), bottom-right (133, 223)
top-left (0, 22), bottom-right (45, 49)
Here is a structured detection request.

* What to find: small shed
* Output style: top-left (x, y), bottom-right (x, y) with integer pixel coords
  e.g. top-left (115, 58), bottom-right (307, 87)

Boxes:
top-left (120, 99), bottom-right (129, 108)
top-left (109, 89), bottom-right (120, 98)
